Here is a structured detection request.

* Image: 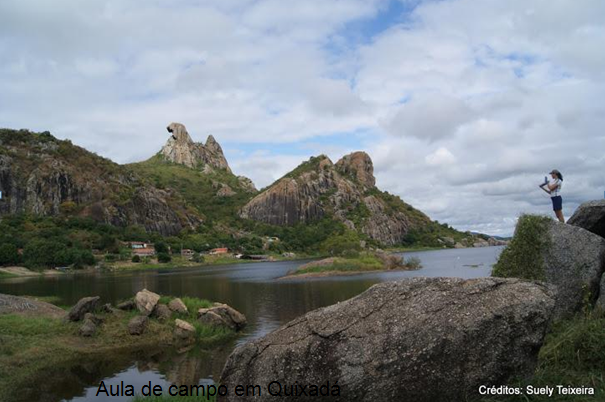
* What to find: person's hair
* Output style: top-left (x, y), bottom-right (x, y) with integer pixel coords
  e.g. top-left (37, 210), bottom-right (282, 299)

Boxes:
top-left (557, 172), bottom-right (563, 181)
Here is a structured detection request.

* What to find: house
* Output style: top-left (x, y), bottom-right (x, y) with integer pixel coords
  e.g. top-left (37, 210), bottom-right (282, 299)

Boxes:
top-left (133, 247), bottom-right (156, 257)
top-left (129, 241), bottom-right (153, 249)
top-left (209, 247), bottom-right (229, 255)
top-left (181, 249), bottom-right (194, 257)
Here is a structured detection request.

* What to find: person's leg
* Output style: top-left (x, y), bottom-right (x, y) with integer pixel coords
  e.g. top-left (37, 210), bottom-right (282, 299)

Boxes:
top-left (555, 209), bottom-right (564, 223)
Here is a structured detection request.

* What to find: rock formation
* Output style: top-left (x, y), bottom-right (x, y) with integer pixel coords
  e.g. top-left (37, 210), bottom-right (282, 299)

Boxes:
top-left (239, 154), bottom-right (430, 246)
top-left (219, 277), bottom-right (555, 402)
top-left (568, 200), bottom-right (605, 239)
top-left (162, 123), bottom-right (231, 172)
top-left (495, 217), bottom-right (605, 318)
top-left (0, 293), bottom-right (66, 319)
top-left (0, 129), bottom-right (202, 236)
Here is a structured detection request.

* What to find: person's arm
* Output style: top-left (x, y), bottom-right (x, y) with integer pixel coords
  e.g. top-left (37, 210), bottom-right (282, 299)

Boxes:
top-left (547, 180), bottom-right (559, 191)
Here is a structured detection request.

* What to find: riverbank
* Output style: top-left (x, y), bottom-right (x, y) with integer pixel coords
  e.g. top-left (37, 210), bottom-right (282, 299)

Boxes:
top-left (0, 266), bottom-right (62, 278)
top-left (0, 294), bottom-right (237, 398)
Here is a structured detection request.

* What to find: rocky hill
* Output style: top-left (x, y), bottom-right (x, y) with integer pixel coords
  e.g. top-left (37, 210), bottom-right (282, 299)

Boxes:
top-left (162, 122), bottom-right (232, 173)
top-left (0, 128), bottom-right (201, 235)
top-left (240, 152), bottom-right (433, 246)
top-left (0, 125), bottom-right (473, 250)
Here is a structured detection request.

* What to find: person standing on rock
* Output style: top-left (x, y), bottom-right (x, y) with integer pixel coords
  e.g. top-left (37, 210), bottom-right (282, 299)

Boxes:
top-left (542, 169), bottom-right (564, 222)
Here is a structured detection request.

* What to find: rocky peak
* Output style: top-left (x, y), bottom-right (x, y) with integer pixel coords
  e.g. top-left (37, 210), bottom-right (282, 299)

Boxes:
top-left (335, 151), bottom-right (375, 188)
top-left (160, 122), bottom-right (231, 173)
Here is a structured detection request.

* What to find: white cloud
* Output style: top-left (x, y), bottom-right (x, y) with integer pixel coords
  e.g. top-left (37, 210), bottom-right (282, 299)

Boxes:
top-left (0, 0), bottom-right (603, 236)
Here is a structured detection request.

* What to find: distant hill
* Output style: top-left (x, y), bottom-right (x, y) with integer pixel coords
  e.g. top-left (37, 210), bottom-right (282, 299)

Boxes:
top-left (0, 128), bottom-right (200, 235)
top-left (0, 125), bottom-right (477, 252)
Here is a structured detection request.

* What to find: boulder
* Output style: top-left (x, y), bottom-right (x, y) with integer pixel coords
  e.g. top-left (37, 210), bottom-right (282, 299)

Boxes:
top-left (542, 221), bottom-right (605, 317)
top-left (568, 200), bottom-right (605, 239)
top-left (135, 289), bottom-right (160, 316)
top-left (174, 319), bottom-right (196, 341)
top-left (198, 304), bottom-right (247, 331)
top-left (219, 277), bottom-right (555, 402)
top-left (153, 304), bottom-right (172, 321)
top-left (117, 300), bottom-right (136, 311)
top-left (67, 296), bottom-right (100, 322)
top-left (168, 298), bottom-right (188, 314)
top-left (198, 310), bottom-right (228, 328)
top-left (597, 275), bottom-right (605, 311)
top-left (79, 317), bottom-right (97, 337)
top-left (0, 294), bottom-right (66, 319)
top-left (454, 242), bottom-right (465, 249)
top-left (128, 315), bottom-right (149, 336)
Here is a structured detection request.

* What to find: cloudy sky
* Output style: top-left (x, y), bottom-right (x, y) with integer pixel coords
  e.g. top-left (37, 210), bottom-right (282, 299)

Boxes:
top-left (1, 0), bottom-right (604, 236)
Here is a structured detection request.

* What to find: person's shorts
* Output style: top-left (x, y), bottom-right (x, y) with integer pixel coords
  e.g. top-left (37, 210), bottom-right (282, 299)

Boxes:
top-left (551, 195), bottom-right (562, 211)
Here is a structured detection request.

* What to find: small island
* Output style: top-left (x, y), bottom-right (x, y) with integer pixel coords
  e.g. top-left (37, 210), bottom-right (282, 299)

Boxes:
top-left (282, 251), bottom-right (421, 279)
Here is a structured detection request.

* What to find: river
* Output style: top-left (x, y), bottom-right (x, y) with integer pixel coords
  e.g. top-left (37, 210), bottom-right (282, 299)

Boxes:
top-left (0, 246), bottom-right (503, 402)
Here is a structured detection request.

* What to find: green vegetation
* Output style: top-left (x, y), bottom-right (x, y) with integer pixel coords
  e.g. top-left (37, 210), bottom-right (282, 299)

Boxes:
top-left (492, 214), bottom-right (551, 280)
top-left (482, 311), bottom-right (605, 401)
top-left (0, 295), bottom-right (234, 397)
top-left (291, 252), bottom-right (421, 277)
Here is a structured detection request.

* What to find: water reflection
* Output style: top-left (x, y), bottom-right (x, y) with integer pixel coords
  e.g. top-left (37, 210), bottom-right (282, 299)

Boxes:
top-left (0, 246), bottom-right (503, 402)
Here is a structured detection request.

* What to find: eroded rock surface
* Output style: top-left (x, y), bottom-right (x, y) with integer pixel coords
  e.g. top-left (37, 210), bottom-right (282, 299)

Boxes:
top-left (67, 296), bottom-right (100, 322)
top-left (135, 289), bottom-right (160, 316)
top-left (568, 200), bottom-right (605, 239)
top-left (0, 293), bottom-right (66, 319)
top-left (240, 154), bottom-right (429, 246)
top-left (219, 277), bottom-right (555, 402)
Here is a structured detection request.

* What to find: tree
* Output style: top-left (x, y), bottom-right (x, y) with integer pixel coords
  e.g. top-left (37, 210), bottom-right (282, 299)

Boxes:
top-left (132, 255), bottom-right (141, 263)
top-left (23, 239), bottom-right (64, 268)
top-left (154, 241), bottom-right (169, 254)
top-left (0, 243), bottom-right (20, 266)
top-left (157, 252), bottom-right (171, 263)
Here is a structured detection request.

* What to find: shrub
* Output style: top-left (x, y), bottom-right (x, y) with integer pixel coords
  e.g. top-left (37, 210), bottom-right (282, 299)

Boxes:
top-left (492, 214), bottom-right (551, 280)
top-left (154, 241), bottom-right (169, 254)
top-left (23, 239), bottom-right (64, 268)
top-left (0, 243), bottom-right (20, 266)
top-left (104, 254), bottom-right (118, 262)
top-left (132, 255), bottom-right (141, 263)
top-left (157, 252), bottom-right (171, 263)
top-left (192, 253), bottom-right (205, 263)
top-left (405, 256), bottom-right (422, 269)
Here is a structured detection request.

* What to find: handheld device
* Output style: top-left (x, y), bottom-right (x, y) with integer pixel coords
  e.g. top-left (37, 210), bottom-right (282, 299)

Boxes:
top-left (539, 176), bottom-right (548, 188)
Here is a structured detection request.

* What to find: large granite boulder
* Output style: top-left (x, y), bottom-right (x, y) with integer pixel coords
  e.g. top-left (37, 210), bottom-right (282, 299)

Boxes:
top-left (168, 298), bottom-right (188, 314)
top-left (198, 303), bottom-right (247, 331)
top-left (135, 289), bottom-right (160, 316)
top-left (597, 275), bottom-right (605, 311)
top-left (494, 217), bottom-right (605, 318)
top-left (0, 294), bottom-right (66, 319)
top-left (542, 221), bottom-right (605, 317)
top-left (219, 277), bottom-right (555, 402)
top-left (128, 315), bottom-right (149, 335)
top-left (67, 296), bottom-right (100, 322)
top-left (568, 200), bottom-right (605, 239)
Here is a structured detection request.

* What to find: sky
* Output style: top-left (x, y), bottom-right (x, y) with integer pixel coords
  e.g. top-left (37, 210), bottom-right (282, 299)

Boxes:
top-left (1, 0), bottom-right (604, 236)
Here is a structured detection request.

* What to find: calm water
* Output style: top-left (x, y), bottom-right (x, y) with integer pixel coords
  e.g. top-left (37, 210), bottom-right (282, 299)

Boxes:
top-left (0, 246), bottom-right (503, 402)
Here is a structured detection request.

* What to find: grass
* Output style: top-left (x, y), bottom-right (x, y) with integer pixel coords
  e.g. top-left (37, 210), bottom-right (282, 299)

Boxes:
top-left (0, 271), bottom-right (18, 279)
top-left (0, 294), bottom-right (235, 398)
top-left (492, 214), bottom-right (551, 280)
top-left (291, 252), bottom-right (421, 276)
top-left (481, 311), bottom-right (605, 401)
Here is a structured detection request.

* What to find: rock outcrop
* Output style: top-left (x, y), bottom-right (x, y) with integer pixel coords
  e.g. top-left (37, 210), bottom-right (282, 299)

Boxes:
top-left (597, 275), bottom-right (605, 310)
top-left (198, 303), bottom-right (247, 331)
top-left (0, 293), bottom-right (66, 319)
top-left (495, 217), bottom-right (605, 318)
top-left (239, 154), bottom-right (430, 246)
top-left (128, 315), bottom-right (149, 335)
top-left (162, 123), bottom-right (231, 172)
top-left (542, 221), bottom-right (605, 317)
top-left (135, 289), bottom-right (161, 316)
top-left (67, 296), bottom-right (100, 322)
top-left (0, 129), bottom-right (201, 236)
top-left (219, 277), bottom-right (555, 402)
top-left (568, 200), bottom-right (605, 239)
